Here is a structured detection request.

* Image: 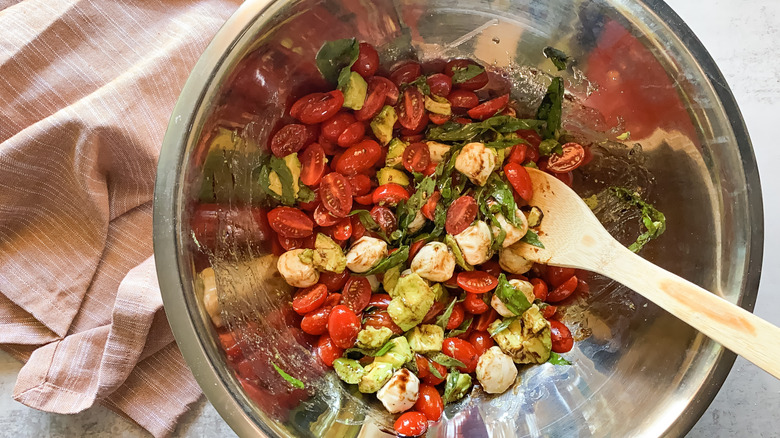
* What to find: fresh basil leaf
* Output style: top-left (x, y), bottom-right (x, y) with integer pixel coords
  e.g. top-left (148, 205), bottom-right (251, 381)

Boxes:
top-left (494, 273), bottom-right (532, 316)
top-left (337, 66), bottom-right (353, 90)
top-left (428, 352), bottom-right (466, 369)
top-left (442, 368), bottom-right (472, 404)
top-left (483, 115), bottom-right (542, 133)
top-left (609, 187), bottom-right (666, 252)
top-left (435, 297), bottom-right (458, 330)
top-left (485, 138), bottom-right (526, 150)
top-left (451, 64), bottom-right (485, 84)
top-left (543, 46), bottom-right (570, 71)
top-left (536, 77), bottom-right (564, 139)
top-left (406, 75), bottom-right (431, 95)
top-left (548, 352), bottom-right (572, 365)
top-left (268, 156), bottom-right (296, 205)
top-left (428, 361), bottom-right (444, 379)
top-left (361, 245), bottom-right (409, 275)
top-left (272, 362), bottom-right (305, 389)
top-left (297, 185), bottom-right (315, 203)
top-left (446, 317), bottom-right (473, 337)
top-left (539, 138), bottom-right (563, 156)
top-left (521, 229), bottom-right (545, 249)
top-left (404, 357), bottom-right (419, 374)
top-left (345, 338), bottom-right (396, 357)
top-left (348, 209), bottom-right (389, 242)
top-left (315, 38), bottom-right (359, 85)
top-left (484, 174), bottom-right (523, 228)
top-left (488, 316), bottom-right (518, 336)
top-left (426, 116), bottom-right (541, 142)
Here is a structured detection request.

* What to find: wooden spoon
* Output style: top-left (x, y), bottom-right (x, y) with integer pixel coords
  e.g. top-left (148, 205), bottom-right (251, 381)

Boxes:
top-left (516, 168), bottom-right (780, 379)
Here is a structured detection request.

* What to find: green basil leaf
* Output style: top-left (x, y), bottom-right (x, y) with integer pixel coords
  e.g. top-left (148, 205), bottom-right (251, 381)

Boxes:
top-left (337, 66), bottom-right (353, 89)
top-left (315, 38), bottom-right (359, 84)
top-left (272, 362), bottom-right (305, 389)
top-left (609, 187), bottom-right (667, 252)
top-left (406, 76), bottom-right (431, 95)
top-left (521, 229), bottom-right (545, 249)
top-left (435, 297), bottom-right (458, 330)
top-left (488, 316), bottom-right (518, 336)
top-left (548, 352), bottom-right (572, 365)
top-left (485, 138), bottom-right (526, 150)
top-left (451, 64), bottom-right (485, 84)
top-left (268, 156), bottom-right (296, 205)
top-left (543, 46), bottom-right (570, 71)
top-left (428, 352), bottom-right (466, 369)
top-left (361, 245), bottom-right (409, 275)
top-left (494, 273), bottom-right (532, 316)
top-left (446, 317), bottom-right (473, 337)
top-left (428, 361), bottom-right (444, 379)
top-left (297, 185), bottom-right (316, 203)
top-left (345, 338), bottom-right (396, 357)
top-left (539, 138), bottom-right (563, 156)
top-left (348, 209), bottom-right (390, 242)
top-left (536, 77), bottom-right (564, 139)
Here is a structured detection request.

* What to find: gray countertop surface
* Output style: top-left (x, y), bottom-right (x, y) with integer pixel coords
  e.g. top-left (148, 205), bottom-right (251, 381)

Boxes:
top-left (1, 0), bottom-right (778, 436)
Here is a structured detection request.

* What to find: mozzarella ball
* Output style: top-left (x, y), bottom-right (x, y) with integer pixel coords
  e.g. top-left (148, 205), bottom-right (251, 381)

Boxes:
top-left (491, 294), bottom-right (516, 317)
top-left (346, 236), bottom-right (388, 273)
top-left (199, 267), bottom-right (223, 328)
top-left (509, 279), bottom-right (536, 304)
top-left (499, 242), bottom-right (534, 274)
top-left (277, 249), bottom-right (319, 288)
top-left (426, 141), bottom-right (452, 164)
top-left (408, 210), bottom-right (427, 233)
top-left (454, 220), bottom-right (493, 265)
top-left (454, 142), bottom-right (497, 186)
top-left (411, 241), bottom-right (456, 282)
top-left (488, 202), bottom-right (529, 248)
top-left (377, 368), bottom-right (420, 413)
top-left (476, 346), bottom-right (518, 394)
top-left (366, 274), bottom-right (381, 292)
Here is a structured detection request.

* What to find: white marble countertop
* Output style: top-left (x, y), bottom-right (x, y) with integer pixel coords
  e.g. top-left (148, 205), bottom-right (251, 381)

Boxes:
top-left (1, 0), bottom-right (778, 436)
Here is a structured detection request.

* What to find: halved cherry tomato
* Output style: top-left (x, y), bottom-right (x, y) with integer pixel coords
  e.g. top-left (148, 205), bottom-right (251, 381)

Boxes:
top-left (445, 195), bottom-right (478, 235)
top-left (401, 111), bottom-right (429, 135)
top-left (352, 42), bottom-right (379, 78)
top-left (363, 310), bottom-right (403, 334)
top-left (319, 270), bottom-right (350, 292)
top-left (270, 124), bottom-right (311, 157)
top-left (394, 411), bottom-right (428, 437)
top-left (321, 112), bottom-right (355, 142)
top-left (299, 143), bottom-right (326, 186)
top-left (422, 301), bottom-right (445, 324)
top-left (504, 162), bottom-right (534, 201)
top-left (423, 161), bottom-right (438, 176)
top-left (474, 309), bottom-right (499, 332)
top-left (367, 293), bottom-right (392, 310)
top-left (267, 207), bottom-right (314, 238)
top-left (334, 139), bottom-right (382, 175)
top-left (328, 305), bottom-right (361, 349)
top-left (376, 76), bottom-right (400, 105)
top-left (319, 172), bottom-right (353, 217)
top-left (550, 320), bottom-right (574, 353)
top-left (313, 203), bottom-right (340, 226)
top-left (448, 89), bottom-right (480, 111)
top-left (402, 142), bottom-right (431, 173)
top-left (517, 129), bottom-right (542, 148)
top-left (542, 305), bottom-right (558, 319)
top-left (372, 183), bottom-right (410, 206)
top-left (445, 59), bottom-right (489, 90)
top-left (416, 354), bottom-right (447, 385)
top-left (389, 61), bottom-right (422, 87)
top-left (370, 205), bottom-right (398, 234)
top-left (409, 238), bottom-right (427, 262)
top-left (467, 94), bottom-right (509, 120)
top-left (316, 334), bottom-right (344, 367)
top-left (300, 293), bottom-right (340, 335)
top-left (426, 73), bottom-right (452, 97)
top-left (442, 337), bottom-right (479, 373)
top-left (530, 278), bottom-right (548, 301)
top-left (323, 217), bottom-right (352, 241)
top-left (290, 90), bottom-right (344, 124)
top-left (292, 284), bottom-right (328, 315)
top-left (397, 87), bottom-right (426, 131)
top-left (547, 142), bottom-right (586, 173)
top-left (457, 271), bottom-right (498, 294)
top-left (346, 174), bottom-right (372, 196)
top-left (479, 259), bottom-right (502, 278)
top-left (446, 303), bottom-right (465, 330)
top-left (547, 275), bottom-right (579, 303)
top-left (468, 331), bottom-right (495, 356)
top-left (355, 77), bottom-right (390, 121)
top-left (546, 267), bottom-right (576, 288)
top-left (337, 121), bottom-right (366, 148)
top-left (354, 193), bottom-right (374, 205)
top-left (277, 233), bottom-right (315, 251)
top-left (340, 276), bottom-right (372, 313)
top-left (421, 191), bottom-right (440, 221)
top-left (507, 143), bottom-right (527, 165)
top-left (414, 384), bottom-right (444, 422)
top-left (428, 113), bottom-right (450, 125)
top-left (463, 292), bottom-right (489, 314)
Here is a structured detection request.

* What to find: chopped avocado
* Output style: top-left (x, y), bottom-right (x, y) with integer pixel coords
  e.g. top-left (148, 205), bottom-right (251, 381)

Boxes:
top-left (385, 138), bottom-right (408, 168)
top-left (374, 336), bottom-right (413, 369)
top-left (424, 94), bottom-right (452, 116)
top-left (356, 326), bottom-right (394, 350)
top-left (445, 234), bottom-right (473, 271)
top-left (312, 233), bottom-right (346, 273)
top-left (494, 147), bottom-right (507, 168)
top-left (442, 370), bottom-right (472, 404)
top-left (377, 167), bottom-right (410, 187)
top-left (489, 305), bottom-right (551, 364)
top-left (358, 361), bottom-right (394, 393)
top-left (526, 206), bottom-right (544, 227)
top-left (269, 153), bottom-right (301, 198)
top-left (426, 141), bottom-right (451, 164)
top-left (406, 324), bottom-right (444, 353)
top-left (383, 265), bottom-right (401, 296)
top-left (370, 106), bottom-right (397, 145)
top-left (340, 71), bottom-right (368, 110)
top-left (387, 273), bottom-right (435, 331)
top-left (431, 283), bottom-right (448, 301)
top-left (333, 358), bottom-right (365, 384)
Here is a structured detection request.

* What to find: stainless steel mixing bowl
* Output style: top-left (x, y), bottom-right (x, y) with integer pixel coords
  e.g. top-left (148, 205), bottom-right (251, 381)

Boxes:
top-left (153, 0), bottom-right (764, 436)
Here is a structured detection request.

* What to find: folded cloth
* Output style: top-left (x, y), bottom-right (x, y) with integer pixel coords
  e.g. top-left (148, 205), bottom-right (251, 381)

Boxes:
top-left (0, 0), bottom-right (240, 436)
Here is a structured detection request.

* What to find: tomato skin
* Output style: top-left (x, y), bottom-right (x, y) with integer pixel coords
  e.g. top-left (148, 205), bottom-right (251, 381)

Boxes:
top-left (319, 172), bottom-right (353, 217)
top-left (352, 42), bottom-right (379, 78)
top-left (402, 142), bottom-right (431, 173)
top-left (547, 142), bottom-right (586, 173)
top-left (337, 121), bottom-right (366, 148)
top-left (414, 384), bottom-right (444, 421)
top-left (270, 124), bottom-right (311, 157)
top-left (542, 305), bottom-right (558, 319)
top-left (479, 259), bottom-right (502, 278)
top-left (335, 139), bottom-right (382, 175)
top-left (442, 338), bottom-right (479, 373)
top-left (372, 183), bottom-right (410, 206)
top-left (468, 331), bottom-right (495, 356)
top-left (467, 94), bottom-right (509, 120)
top-left (313, 203), bottom-right (341, 227)
top-left (340, 276), bottom-right (372, 313)
top-left (397, 87), bottom-right (426, 131)
top-left (354, 193), bottom-right (374, 205)
top-left (389, 61), bottom-right (422, 87)
top-left (445, 59), bottom-right (489, 90)
top-left (277, 233), bottom-right (316, 251)
top-left (267, 207), bottom-right (314, 238)
top-left (408, 238), bottom-right (427, 263)
top-left (507, 143), bottom-right (527, 165)
top-left (445, 303), bottom-right (465, 330)
top-left (350, 214), bottom-right (367, 241)
top-left (445, 195), bottom-right (478, 235)
top-left (421, 191), bottom-right (440, 221)
top-left (550, 320), bottom-right (574, 353)
top-left (369, 205), bottom-right (398, 234)
top-left (316, 334), bottom-right (344, 367)
top-left (428, 112), bottom-right (450, 125)
top-left (318, 270), bottom-right (350, 292)
top-left (299, 143), bottom-right (326, 186)
top-left (463, 292), bottom-right (489, 314)
top-left (457, 271), bottom-right (498, 294)
top-left (547, 275), bottom-right (578, 303)
top-left (218, 331), bottom-right (244, 362)
top-left (530, 278), bottom-right (549, 301)
top-left (367, 293), bottom-right (392, 310)
top-left (474, 309), bottom-right (499, 332)
top-left (292, 284), bottom-right (328, 315)
top-left (363, 310), bottom-right (404, 334)
top-left (394, 411), bottom-right (428, 437)
top-left (416, 354), bottom-right (447, 385)
top-left (291, 90), bottom-right (344, 124)
top-left (327, 305), bottom-right (361, 349)
top-left (322, 217), bottom-right (353, 241)
top-left (447, 89), bottom-right (480, 111)
top-left (546, 267), bottom-right (576, 288)
top-left (426, 73), bottom-right (453, 97)
top-left (504, 162), bottom-right (534, 202)
top-left (355, 77), bottom-right (389, 121)
top-left (422, 301), bottom-right (445, 324)
top-left (301, 304), bottom-right (333, 335)
top-left (346, 174), bottom-right (372, 196)
top-left (321, 112), bottom-right (356, 142)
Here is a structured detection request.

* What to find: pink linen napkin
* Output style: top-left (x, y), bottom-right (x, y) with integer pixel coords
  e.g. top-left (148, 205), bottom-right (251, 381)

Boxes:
top-left (0, 0), bottom-right (240, 436)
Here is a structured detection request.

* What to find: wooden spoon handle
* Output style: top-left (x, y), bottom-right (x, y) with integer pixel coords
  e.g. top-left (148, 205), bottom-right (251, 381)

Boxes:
top-left (599, 243), bottom-right (780, 379)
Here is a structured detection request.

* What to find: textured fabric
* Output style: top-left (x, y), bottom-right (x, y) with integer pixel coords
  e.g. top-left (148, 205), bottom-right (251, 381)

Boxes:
top-left (0, 0), bottom-right (240, 436)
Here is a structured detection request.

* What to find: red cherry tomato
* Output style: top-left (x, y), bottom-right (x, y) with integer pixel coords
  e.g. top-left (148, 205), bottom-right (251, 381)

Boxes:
top-left (290, 90), bottom-right (344, 124)
top-left (376, 76), bottom-right (400, 105)
top-left (313, 203), bottom-right (341, 227)
top-left (350, 214), bottom-right (367, 241)
top-left (445, 303), bottom-right (465, 330)
top-left (292, 284), bottom-right (328, 315)
top-left (335, 139), bottom-right (382, 175)
top-left (369, 205), bottom-right (398, 234)
top-left (321, 112), bottom-right (355, 142)
top-left (352, 42), bottom-right (379, 78)
top-left (504, 162), bottom-right (534, 202)
top-left (408, 238), bottom-right (427, 262)
top-left (367, 293), bottom-right (392, 310)
top-left (401, 111), bottom-right (429, 135)
top-left (530, 278), bottom-right (548, 301)
top-left (346, 174), bottom-right (372, 196)
top-left (394, 411), bottom-right (428, 437)
top-left (426, 73), bottom-right (452, 97)
top-left (445, 59), bottom-right (489, 90)
top-left (316, 334), bottom-right (344, 367)
top-left (337, 121), bottom-right (366, 148)
top-left (340, 276), bottom-right (372, 313)
top-left (319, 270), bottom-right (350, 292)
top-left (468, 331), bottom-right (495, 356)
top-left (327, 305), bottom-right (361, 349)
top-left (423, 161), bottom-right (438, 176)
top-left (277, 233), bottom-right (315, 251)
top-left (547, 142), bottom-right (586, 173)
top-left (270, 124), bottom-right (311, 157)
top-left (546, 267), bottom-right (577, 288)
top-left (479, 259), bottom-right (502, 278)
top-left (267, 207), bottom-right (314, 238)
top-left (474, 309), bottom-right (499, 332)
top-left (416, 354), bottom-right (447, 386)
top-left (323, 217), bottom-right (352, 241)
top-left (372, 183), bottom-right (410, 206)
top-left (517, 129), bottom-right (543, 148)
top-left (507, 143), bottom-right (527, 165)
top-left (389, 61), bottom-right (422, 87)
top-left (402, 142), bottom-right (431, 173)
top-left (422, 301), bottom-right (445, 324)
top-left (547, 275), bottom-right (578, 303)
top-left (299, 143), bottom-right (326, 186)
top-left (463, 292), bottom-right (489, 314)
top-left (354, 193), bottom-right (374, 205)
top-left (414, 384), bottom-right (444, 421)
top-left (550, 320), bottom-right (574, 353)
top-left (442, 337), bottom-right (479, 373)
top-left (445, 195), bottom-right (478, 235)
top-left (448, 89), bottom-right (480, 111)
top-left (421, 191), bottom-right (440, 221)
top-left (457, 271), bottom-right (498, 294)
top-left (542, 305), bottom-right (558, 319)
top-left (428, 113), bottom-right (450, 125)
top-left (319, 172), bottom-right (353, 217)
top-left (363, 310), bottom-right (403, 334)
top-left (300, 294), bottom-right (338, 336)
top-left (466, 94), bottom-right (509, 120)
top-left (397, 87), bottom-right (426, 131)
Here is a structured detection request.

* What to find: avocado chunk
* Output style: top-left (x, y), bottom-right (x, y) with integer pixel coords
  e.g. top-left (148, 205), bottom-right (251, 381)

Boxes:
top-left (387, 273), bottom-right (435, 331)
top-left (406, 324), bottom-right (444, 354)
top-left (442, 370), bottom-right (472, 404)
top-left (374, 336), bottom-right (414, 369)
top-left (445, 234), bottom-right (473, 271)
top-left (339, 71), bottom-right (367, 111)
top-left (431, 283), bottom-right (448, 301)
top-left (311, 233), bottom-right (346, 273)
top-left (370, 105), bottom-right (397, 146)
top-left (489, 305), bottom-right (551, 364)
top-left (377, 167), bottom-right (410, 187)
top-left (268, 153), bottom-right (302, 199)
top-left (356, 326), bottom-right (394, 350)
top-left (333, 358), bottom-right (365, 385)
top-left (526, 206), bottom-right (544, 228)
top-left (385, 138), bottom-right (408, 168)
top-left (383, 265), bottom-right (401, 296)
top-left (358, 361), bottom-right (394, 393)
top-left (424, 94), bottom-right (452, 116)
